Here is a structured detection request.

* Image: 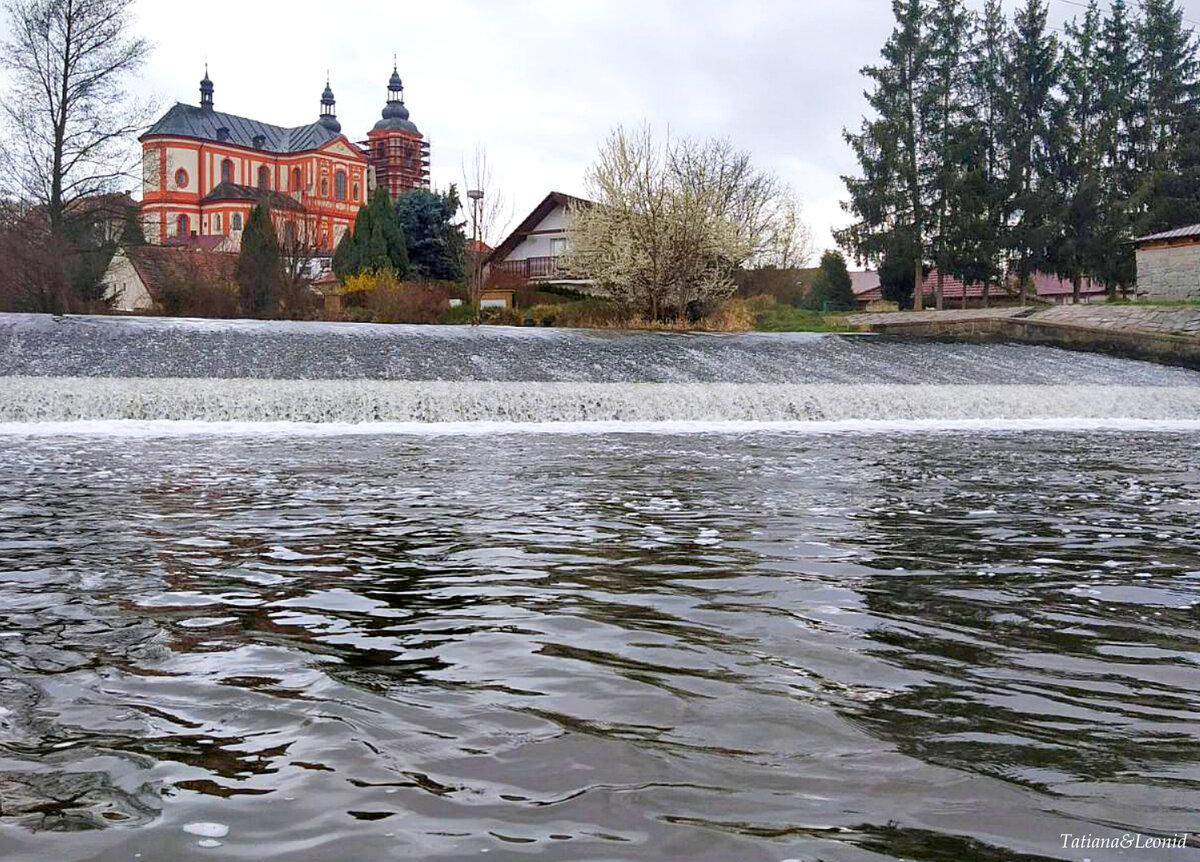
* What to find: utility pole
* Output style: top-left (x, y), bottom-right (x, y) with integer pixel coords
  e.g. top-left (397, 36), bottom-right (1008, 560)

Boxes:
top-left (467, 188), bottom-right (484, 321)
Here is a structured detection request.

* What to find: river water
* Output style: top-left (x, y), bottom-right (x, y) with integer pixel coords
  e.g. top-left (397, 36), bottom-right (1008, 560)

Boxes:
top-left (1, 316), bottom-right (1199, 861)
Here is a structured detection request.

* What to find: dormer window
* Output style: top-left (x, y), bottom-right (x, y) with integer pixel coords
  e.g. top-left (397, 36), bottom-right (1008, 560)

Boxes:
top-left (252, 134), bottom-right (265, 149)
top-left (216, 127), bottom-right (230, 142)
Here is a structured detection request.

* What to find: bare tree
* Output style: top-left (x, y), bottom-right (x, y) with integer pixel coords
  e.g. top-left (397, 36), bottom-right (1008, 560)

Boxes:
top-left (564, 125), bottom-right (811, 322)
top-left (277, 214), bottom-right (322, 319)
top-left (461, 145), bottom-right (513, 319)
top-left (1, 0), bottom-right (154, 309)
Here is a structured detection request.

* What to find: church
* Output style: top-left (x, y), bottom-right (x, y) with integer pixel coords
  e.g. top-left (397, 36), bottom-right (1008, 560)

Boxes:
top-left (139, 65), bottom-right (430, 251)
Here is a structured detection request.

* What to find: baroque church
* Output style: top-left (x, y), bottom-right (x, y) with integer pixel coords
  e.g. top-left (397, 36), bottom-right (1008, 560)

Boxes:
top-left (139, 65), bottom-right (430, 250)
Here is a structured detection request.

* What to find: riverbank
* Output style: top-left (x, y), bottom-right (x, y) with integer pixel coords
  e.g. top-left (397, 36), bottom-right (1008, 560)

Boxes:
top-left (845, 304), bottom-right (1200, 369)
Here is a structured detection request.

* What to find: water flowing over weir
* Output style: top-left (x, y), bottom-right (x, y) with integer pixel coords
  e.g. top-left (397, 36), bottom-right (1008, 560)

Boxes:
top-left (2, 313), bottom-right (1200, 427)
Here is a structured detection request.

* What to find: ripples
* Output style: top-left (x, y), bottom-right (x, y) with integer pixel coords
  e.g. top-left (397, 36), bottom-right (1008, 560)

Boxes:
top-left (0, 431), bottom-right (1198, 860)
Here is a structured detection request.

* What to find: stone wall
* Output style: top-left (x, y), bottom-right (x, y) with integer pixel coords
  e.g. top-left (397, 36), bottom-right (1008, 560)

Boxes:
top-left (1137, 243), bottom-right (1200, 300)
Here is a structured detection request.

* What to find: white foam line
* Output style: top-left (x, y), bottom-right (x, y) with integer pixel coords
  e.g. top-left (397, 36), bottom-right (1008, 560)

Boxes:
top-left (3, 418), bottom-right (1200, 438)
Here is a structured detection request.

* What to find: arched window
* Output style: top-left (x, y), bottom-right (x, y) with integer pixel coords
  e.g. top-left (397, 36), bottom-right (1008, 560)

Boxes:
top-left (231, 213), bottom-right (243, 231)
top-left (352, 182), bottom-right (360, 202)
top-left (335, 170), bottom-right (347, 201)
top-left (176, 214), bottom-right (189, 237)
top-left (174, 168), bottom-right (189, 189)
top-left (320, 177), bottom-right (329, 197)
top-left (292, 167), bottom-right (302, 192)
top-left (377, 142), bottom-right (385, 159)
top-left (213, 213), bottom-right (222, 233)
top-left (220, 159), bottom-right (233, 184)
top-left (257, 166), bottom-right (270, 190)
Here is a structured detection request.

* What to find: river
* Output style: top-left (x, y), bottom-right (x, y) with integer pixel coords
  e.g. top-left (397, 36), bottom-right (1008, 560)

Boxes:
top-left (0, 314), bottom-right (1198, 861)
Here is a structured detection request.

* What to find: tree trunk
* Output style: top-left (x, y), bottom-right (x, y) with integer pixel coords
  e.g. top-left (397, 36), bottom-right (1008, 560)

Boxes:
top-left (936, 269), bottom-right (944, 311)
top-left (913, 259), bottom-right (924, 311)
top-left (982, 282), bottom-right (990, 309)
top-left (1072, 273), bottom-right (1082, 305)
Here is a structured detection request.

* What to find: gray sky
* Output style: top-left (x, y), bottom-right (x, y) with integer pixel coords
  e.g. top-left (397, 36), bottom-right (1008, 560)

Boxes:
top-left (125, 0), bottom-right (1200, 260)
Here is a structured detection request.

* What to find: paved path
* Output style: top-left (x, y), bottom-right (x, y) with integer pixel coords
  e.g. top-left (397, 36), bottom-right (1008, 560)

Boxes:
top-left (849, 304), bottom-right (1200, 338)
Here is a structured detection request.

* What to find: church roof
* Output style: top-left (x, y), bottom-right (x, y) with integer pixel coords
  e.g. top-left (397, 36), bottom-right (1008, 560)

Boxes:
top-left (201, 182), bottom-right (306, 212)
top-left (143, 103), bottom-right (345, 154)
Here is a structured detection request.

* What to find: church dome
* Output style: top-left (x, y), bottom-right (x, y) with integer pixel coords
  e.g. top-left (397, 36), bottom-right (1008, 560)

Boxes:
top-left (374, 64), bottom-right (420, 134)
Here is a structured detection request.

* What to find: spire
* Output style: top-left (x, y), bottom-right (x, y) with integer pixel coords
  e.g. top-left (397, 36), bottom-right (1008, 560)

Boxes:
top-left (200, 64), bottom-right (214, 111)
top-left (318, 75), bottom-right (341, 133)
top-left (382, 62), bottom-right (410, 122)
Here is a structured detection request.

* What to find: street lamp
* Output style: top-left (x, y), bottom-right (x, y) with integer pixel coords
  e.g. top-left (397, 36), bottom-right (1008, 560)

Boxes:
top-left (467, 189), bottom-right (483, 318)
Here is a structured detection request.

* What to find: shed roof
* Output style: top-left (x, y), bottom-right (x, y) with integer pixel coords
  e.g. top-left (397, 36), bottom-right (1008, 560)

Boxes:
top-left (1134, 223), bottom-right (1200, 244)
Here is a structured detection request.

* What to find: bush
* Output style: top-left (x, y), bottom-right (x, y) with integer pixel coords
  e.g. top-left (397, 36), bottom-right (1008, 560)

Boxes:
top-left (699, 299), bottom-right (754, 331)
top-left (366, 276), bottom-right (453, 324)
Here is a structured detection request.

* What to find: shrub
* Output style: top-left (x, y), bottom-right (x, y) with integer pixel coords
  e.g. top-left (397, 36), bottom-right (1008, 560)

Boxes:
top-left (699, 299), bottom-right (754, 331)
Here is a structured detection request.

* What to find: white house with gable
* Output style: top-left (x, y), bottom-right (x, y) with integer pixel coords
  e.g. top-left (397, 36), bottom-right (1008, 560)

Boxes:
top-left (486, 192), bottom-right (594, 297)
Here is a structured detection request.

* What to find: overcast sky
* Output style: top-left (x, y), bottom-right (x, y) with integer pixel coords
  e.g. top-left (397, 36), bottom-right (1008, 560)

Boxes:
top-left (121, 0), bottom-right (1200, 261)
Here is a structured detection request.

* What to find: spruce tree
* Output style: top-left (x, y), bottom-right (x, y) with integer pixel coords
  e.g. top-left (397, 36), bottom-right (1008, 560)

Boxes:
top-left (838, 0), bottom-right (932, 310)
top-left (396, 187), bottom-right (466, 280)
top-left (924, 0), bottom-right (971, 310)
top-left (1003, 0), bottom-right (1061, 304)
top-left (1056, 1), bottom-right (1105, 303)
top-left (1133, 0), bottom-right (1200, 235)
top-left (1095, 0), bottom-right (1141, 294)
top-left (236, 203), bottom-right (281, 317)
top-left (954, 0), bottom-right (1010, 307)
top-left (804, 251), bottom-right (857, 311)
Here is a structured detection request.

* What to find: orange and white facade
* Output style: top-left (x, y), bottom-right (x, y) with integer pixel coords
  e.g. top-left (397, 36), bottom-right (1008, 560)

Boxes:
top-left (140, 73), bottom-right (375, 251)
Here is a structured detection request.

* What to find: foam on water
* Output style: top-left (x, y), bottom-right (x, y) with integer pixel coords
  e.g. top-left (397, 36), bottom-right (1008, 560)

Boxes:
top-left (1, 378), bottom-right (1198, 427)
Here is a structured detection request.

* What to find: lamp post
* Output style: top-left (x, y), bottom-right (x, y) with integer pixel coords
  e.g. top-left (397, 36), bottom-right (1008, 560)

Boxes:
top-left (467, 188), bottom-right (483, 319)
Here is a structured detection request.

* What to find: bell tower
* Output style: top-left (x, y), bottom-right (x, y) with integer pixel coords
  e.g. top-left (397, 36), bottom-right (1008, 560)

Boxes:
top-left (365, 62), bottom-right (429, 198)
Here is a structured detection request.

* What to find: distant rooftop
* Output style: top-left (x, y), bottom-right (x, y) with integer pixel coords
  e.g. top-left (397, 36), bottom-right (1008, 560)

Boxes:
top-left (1135, 224), bottom-right (1200, 244)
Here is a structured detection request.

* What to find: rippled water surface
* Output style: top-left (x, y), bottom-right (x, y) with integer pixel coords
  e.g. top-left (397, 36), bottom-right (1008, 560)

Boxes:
top-left (2, 430), bottom-right (1199, 861)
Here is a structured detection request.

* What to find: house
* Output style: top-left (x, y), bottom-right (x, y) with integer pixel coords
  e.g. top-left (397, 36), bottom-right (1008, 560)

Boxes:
top-left (139, 64), bottom-right (429, 251)
top-left (1135, 224), bottom-right (1200, 301)
top-left (486, 192), bottom-right (594, 303)
top-left (102, 245), bottom-right (236, 312)
top-left (852, 268), bottom-right (1107, 309)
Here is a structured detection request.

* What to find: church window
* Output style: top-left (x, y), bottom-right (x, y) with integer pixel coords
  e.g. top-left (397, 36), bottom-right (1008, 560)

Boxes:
top-left (174, 168), bottom-right (188, 189)
top-left (292, 167), bottom-right (302, 191)
top-left (176, 214), bottom-right (189, 237)
top-left (320, 177), bottom-right (329, 197)
top-left (335, 171), bottom-right (347, 201)
top-left (214, 214), bottom-right (222, 233)
top-left (258, 166), bottom-right (270, 190)
top-left (220, 159), bottom-right (233, 184)
top-left (231, 213), bottom-right (243, 231)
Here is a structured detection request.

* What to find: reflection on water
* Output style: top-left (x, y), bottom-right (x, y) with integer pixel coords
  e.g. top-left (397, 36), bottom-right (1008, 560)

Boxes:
top-left (1, 430), bottom-right (1198, 861)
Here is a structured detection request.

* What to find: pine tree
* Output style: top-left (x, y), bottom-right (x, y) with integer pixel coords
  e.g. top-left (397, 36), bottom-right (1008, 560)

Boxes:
top-left (120, 205), bottom-right (145, 247)
top-left (396, 187), bottom-right (466, 280)
top-left (1003, 0), bottom-right (1061, 303)
top-left (838, 0), bottom-right (932, 310)
top-left (236, 203), bottom-right (281, 317)
top-left (331, 189), bottom-right (410, 277)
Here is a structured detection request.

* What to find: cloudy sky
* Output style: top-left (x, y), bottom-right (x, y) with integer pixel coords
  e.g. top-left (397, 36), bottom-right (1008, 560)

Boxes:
top-left (127, 0), bottom-right (1200, 260)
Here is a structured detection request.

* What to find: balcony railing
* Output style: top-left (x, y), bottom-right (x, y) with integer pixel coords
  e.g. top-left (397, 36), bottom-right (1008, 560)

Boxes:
top-left (493, 256), bottom-right (563, 280)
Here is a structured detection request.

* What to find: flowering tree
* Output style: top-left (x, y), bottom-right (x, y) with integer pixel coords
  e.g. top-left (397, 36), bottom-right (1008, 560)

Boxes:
top-left (564, 125), bottom-right (811, 321)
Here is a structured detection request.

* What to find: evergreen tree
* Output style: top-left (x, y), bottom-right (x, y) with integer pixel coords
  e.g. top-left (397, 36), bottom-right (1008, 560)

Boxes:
top-left (1002, 0), bottom-right (1061, 303)
top-left (804, 250), bottom-right (857, 311)
top-left (331, 189), bottom-right (409, 277)
top-left (1132, 0), bottom-right (1200, 235)
top-left (924, 0), bottom-right (971, 310)
top-left (1095, 0), bottom-right (1141, 293)
top-left (396, 186), bottom-right (466, 280)
top-left (1055, 1), bottom-right (1105, 302)
top-left (120, 205), bottom-right (145, 247)
top-left (838, 0), bottom-right (933, 309)
top-left (236, 203), bottom-right (281, 317)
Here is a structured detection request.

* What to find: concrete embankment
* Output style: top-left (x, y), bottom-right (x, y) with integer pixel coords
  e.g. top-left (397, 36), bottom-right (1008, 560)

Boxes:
top-left (850, 305), bottom-right (1200, 369)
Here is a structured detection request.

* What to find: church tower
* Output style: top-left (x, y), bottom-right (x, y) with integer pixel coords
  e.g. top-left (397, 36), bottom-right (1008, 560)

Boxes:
top-left (365, 64), bottom-right (430, 198)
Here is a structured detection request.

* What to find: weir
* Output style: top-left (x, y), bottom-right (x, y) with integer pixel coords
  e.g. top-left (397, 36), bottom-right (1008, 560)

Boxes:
top-left (2, 313), bottom-right (1199, 427)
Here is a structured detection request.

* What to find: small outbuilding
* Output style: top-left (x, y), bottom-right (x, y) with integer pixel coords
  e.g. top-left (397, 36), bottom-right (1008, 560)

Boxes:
top-left (1135, 224), bottom-right (1200, 301)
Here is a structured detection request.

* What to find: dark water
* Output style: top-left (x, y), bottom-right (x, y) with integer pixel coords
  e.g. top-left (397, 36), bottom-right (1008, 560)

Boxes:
top-left (1, 429), bottom-right (1198, 861)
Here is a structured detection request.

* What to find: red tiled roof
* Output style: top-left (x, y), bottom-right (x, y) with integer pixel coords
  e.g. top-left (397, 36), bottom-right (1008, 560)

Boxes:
top-left (852, 268), bottom-right (1107, 303)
